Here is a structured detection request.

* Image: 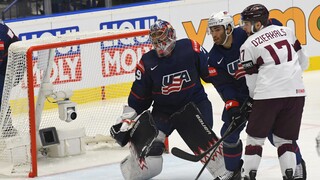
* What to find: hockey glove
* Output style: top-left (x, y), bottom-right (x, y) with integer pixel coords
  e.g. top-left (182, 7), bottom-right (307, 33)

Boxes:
top-left (234, 63), bottom-right (246, 80)
top-left (242, 97), bottom-right (253, 119)
top-left (225, 100), bottom-right (244, 129)
top-left (110, 105), bottom-right (137, 147)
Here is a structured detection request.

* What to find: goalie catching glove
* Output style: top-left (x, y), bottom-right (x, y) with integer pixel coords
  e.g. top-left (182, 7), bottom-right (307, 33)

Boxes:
top-left (110, 105), bottom-right (137, 147)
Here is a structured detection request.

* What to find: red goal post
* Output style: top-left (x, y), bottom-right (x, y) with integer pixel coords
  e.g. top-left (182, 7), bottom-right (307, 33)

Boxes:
top-left (0, 29), bottom-right (171, 178)
top-left (26, 30), bottom-right (149, 177)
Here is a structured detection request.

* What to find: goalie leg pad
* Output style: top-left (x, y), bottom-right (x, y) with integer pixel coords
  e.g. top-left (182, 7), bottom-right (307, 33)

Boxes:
top-left (170, 102), bottom-right (226, 178)
top-left (170, 102), bottom-right (217, 151)
top-left (147, 140), bottom-right (165, 156)
top-left (130, 110), bottom-right (158, 158)
top-left (147, 130), bottom-right (166, 156)
top-left (120, 154), bottom-right (163, 180)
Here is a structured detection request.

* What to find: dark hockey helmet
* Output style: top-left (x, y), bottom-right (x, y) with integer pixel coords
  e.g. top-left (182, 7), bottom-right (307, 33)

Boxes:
top-left (240, 4), bottom-right (269, 26)
top-left (149, 19), bottom-right (176, 57)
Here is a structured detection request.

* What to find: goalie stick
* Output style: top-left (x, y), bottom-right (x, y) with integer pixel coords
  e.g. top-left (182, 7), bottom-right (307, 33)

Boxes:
top-left (171, 98), bottom-right (251, 162)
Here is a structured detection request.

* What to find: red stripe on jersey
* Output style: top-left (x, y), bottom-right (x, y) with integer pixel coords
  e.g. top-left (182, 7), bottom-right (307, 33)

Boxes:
top-left (257, 56), bottom-right (264, 66)
top-left (136, 60), bottom-right (145, 73)
top-left (191, 40), bottom-right (200, 53)
top-left (130, 90), bottom-right (145, 100)
top-left (0, 41), bottom-right (4, 51)
top-left (181, 83), bottom-right (195, 91)
top-left (293, 40), bottom-right (302, 52)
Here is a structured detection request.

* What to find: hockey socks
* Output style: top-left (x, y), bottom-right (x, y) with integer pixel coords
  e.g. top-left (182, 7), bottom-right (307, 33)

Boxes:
top-left (223, 140), bottom-right (243, 171)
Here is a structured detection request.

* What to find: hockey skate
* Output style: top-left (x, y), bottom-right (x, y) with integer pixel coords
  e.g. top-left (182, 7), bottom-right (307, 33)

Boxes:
top-left (294, 159), bottom-right (306, 180)
top-left (214, 160), bottom-right (242, 180)
top-left (214, 170), bottom-right (241, 180)
top-left (243, 170), bottom-right (257, 180)
top-left (283, 168), bottom-right (294, 180)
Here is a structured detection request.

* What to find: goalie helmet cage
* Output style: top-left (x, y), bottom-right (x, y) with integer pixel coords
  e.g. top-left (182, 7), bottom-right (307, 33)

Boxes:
top-left (0, 29), bottom-right (156, 178)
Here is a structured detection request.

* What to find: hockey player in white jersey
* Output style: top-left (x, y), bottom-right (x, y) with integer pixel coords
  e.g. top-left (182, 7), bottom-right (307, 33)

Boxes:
top-left (238, 4), bottom-right (309, 180)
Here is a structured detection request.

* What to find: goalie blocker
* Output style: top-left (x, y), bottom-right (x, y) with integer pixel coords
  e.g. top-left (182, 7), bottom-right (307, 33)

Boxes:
top-left (110, 110), bottom-right (164, 180)
top-left (170, 102), bottom-right (227, 178)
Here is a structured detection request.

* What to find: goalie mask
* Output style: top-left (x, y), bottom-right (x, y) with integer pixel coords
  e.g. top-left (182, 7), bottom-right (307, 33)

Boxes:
top-left (149, 19), bottom-right (176, 58)
top-left (208, 11), bottom-right (234, 45)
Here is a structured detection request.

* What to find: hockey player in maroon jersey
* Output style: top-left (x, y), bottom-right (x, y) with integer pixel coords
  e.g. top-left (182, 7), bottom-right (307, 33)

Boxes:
top-left (0, 21), bottom-right (19, 137)
top-left (110, 19), bottom-right (228, 179)
top-left (239, 4), bottom-right (309, 180)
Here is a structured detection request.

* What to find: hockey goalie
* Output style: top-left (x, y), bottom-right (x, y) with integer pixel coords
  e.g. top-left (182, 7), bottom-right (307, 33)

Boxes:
top-left (109, 19), bottom-right (228, 179)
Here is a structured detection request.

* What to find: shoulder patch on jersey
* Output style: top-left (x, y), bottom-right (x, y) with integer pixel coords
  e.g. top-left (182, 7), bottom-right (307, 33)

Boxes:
top-left (191, 40), bottom-right (200, 53)
top-left (136, 60), bottom-right (145, 74)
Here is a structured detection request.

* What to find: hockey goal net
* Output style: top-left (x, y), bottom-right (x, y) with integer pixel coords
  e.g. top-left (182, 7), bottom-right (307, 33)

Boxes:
top-left (0, 29), bottom-right (152, 177)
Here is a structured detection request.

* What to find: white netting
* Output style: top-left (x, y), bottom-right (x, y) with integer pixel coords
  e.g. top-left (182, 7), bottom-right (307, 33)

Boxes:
top-left (0, 29), bottom-right (151, 177)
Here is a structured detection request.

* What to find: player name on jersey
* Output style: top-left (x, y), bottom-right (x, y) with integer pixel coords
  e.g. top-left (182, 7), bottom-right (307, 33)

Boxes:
top-left (250, 28), bottom-right (287, 47)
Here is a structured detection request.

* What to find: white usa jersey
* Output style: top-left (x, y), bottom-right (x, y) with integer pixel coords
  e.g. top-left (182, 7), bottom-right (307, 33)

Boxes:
top-left (240, 25), bottom-right (309, 100)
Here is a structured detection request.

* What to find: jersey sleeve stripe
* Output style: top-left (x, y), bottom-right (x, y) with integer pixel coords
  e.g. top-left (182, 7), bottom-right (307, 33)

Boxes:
top-left (0, 41), bottom-right (4, 50)
top-left (191, 40), bottom-right (200, 53)
top-left (136, 61), bottom-right (145, 73)
top-left (130, 90), bottom-right (147, 100)
top-left (293, 40), bottom-right (302, 52)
